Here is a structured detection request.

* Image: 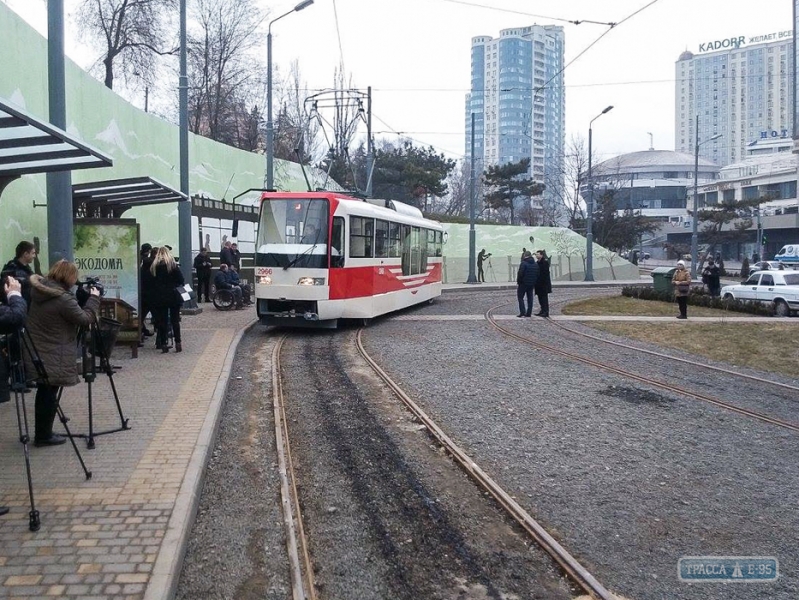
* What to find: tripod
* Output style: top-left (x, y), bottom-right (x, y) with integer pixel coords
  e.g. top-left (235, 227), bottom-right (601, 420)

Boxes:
top-left (62, 319), bottom-right (130, 449)
top-left (486, 257), bottom-right (497, 282)
top-left (3, 327), bottom-right (93, 531)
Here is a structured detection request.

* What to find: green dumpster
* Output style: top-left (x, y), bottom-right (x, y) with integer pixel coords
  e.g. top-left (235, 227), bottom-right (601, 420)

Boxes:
top-left (651, 267), bottom-right (677, 293)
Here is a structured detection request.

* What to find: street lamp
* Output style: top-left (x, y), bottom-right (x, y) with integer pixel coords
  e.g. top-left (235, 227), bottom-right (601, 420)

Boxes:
top-left (266, 0), bottom-right (314, 191)
top-left (585, 105), bottom-right (613, 282)
top-left (690, 114), bottom-right (722, 278)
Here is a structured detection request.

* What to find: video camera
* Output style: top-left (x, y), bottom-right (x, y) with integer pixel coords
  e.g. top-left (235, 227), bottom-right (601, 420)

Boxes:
top-left (76, 276), bottom-right (105, 307)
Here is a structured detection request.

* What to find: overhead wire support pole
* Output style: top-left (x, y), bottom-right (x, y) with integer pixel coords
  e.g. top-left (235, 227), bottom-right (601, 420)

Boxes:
top-left (585, 105), bottom-right (613, 282)
top-left (177, 0), bottom-right (198, 311)
top-left (46, 0), bottom-right (72, 265)
top-left (467, 113), bottom-right (477, 284)
top-left (366, 86), bottom-right (374, 198)
top-left (266, 1), bottom-right (315, 192)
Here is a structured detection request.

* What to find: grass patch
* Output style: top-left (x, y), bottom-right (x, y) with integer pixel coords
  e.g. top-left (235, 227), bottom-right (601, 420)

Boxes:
top-left (562, 295), bottom-right (745, 318)
top-left (587, 322), bottom-right (799, 378)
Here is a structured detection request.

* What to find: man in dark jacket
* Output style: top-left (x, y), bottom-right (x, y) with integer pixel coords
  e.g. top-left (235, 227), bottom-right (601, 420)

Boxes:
top-left (0, 276), bottom-right (26, 517)
top-left (213, 264), bottom-right (243, 308)
top-left (230, 243), bottom-right (242, 270)
top-left (702, 258), bottom-right (721, 297)
top-left (219, 241), bottom-right (234, 267)
top-left (476, 249), bottom-right (491, 283)
top-left (193, 248), bottom-right (213, 302)
top-left (2, 241), bottom-right (37, 307)
top-left (516, 251), bottom-right (539, 317)
top-left (228, 266), bottom-right (252, 304)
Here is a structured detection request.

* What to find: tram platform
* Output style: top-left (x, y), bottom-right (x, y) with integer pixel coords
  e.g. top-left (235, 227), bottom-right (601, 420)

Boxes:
top-left (0, 307), bottom-right (255, 600)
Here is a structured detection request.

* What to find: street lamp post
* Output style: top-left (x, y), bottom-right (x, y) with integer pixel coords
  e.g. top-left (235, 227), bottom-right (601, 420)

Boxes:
top-left (585, 105), bottom-right (613, 282)
top-left (266, 0), bottom-right (314, 191)
top-left (690, 115), bottom-right (722, 278)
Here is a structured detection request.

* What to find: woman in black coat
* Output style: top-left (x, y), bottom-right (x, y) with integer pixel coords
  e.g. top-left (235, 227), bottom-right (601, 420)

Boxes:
top-left (148, 247), bottom-right (185, 353)
top-left (534, 250), bottom-right (552, 317)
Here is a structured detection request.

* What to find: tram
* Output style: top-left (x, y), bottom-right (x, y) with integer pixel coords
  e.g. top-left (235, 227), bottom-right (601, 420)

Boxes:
top-left (254, 191), bottom-right (443, 327)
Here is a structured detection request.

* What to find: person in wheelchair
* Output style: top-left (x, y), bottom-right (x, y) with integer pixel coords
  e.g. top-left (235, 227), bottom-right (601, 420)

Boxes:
top-left (228, 265), bottom-right (253, 305)
top-left (213, 264), bottom-right (243, 309)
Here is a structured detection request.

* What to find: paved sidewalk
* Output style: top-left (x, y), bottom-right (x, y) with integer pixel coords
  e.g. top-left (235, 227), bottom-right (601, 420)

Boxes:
top-left (0, 306), bottom-right (256, 600)
top-left (392, 314), bottom-right (798, 323)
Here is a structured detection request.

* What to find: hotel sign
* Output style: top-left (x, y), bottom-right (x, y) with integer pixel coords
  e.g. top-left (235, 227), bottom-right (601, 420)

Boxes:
top-left (698, 30), bottom-right (793, 53)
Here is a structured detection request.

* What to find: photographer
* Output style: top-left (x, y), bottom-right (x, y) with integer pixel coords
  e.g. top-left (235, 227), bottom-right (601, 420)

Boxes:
top-left (477, 248), bottom-right (491, 283)
top-left (25, 261), bottom-right (100, 446)
top-left (0, 275), bottom-right (27, 516)
top-left (2, 241), bottom-right (36, 307)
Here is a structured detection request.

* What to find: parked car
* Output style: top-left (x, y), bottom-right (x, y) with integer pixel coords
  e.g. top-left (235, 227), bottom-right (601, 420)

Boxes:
top-left (748, 261), bottom-right (782, 276)
top-left (721, 271), bottom-right (799, 316)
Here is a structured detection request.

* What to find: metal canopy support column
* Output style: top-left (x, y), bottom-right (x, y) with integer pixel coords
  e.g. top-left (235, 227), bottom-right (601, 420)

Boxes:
top-left (46, 0), bottom-right (73, 266)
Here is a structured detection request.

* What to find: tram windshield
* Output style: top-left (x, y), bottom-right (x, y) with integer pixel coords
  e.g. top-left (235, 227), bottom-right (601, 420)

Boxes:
top-left (256, 198), bottom-right (329, 268)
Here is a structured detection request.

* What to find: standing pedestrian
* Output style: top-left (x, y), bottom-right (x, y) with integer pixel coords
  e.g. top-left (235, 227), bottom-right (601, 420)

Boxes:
top-left (149, 247), bottom-right (185, 353)
top-left (2, 240), bottom-right (37, 306)
top-left (230, 243), bottom-right (242, 270)
top-left (516, 250), bottom-right (539, 317)
top-left (219, 241), bottom-right (234, 267)
top-left (25, 261), bottom-right (101, 446)
top-left (702, 258), bottom-right (721, 297)
top-left (534, 250), bottom-right (552, 317)
top-left (672, 259), bottom-right (692, 319)
top-left (193, 248), bottom-right (213, 303)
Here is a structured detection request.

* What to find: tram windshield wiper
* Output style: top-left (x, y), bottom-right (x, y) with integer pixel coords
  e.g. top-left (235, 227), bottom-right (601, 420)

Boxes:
top-left (283, 243), bottom-right (318, 270)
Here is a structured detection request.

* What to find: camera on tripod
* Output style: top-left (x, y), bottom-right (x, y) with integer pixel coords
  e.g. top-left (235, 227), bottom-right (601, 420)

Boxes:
top-left (76, 276), bottom-right (105, 307)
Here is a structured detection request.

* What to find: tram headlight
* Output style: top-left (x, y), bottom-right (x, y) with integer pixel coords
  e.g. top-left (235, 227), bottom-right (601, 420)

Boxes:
top-left (258, 275), bottom-right (272, 285)
top-left (297, 277), bottom-right (325, 286)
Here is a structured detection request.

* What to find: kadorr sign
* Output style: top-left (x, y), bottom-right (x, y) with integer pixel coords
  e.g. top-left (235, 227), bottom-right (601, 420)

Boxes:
top-left (698, 30), bottom-right (792, 53)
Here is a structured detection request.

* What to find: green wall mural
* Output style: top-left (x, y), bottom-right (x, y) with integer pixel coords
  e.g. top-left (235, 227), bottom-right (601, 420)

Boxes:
top-left (0, 3), bottom-right (338, 267)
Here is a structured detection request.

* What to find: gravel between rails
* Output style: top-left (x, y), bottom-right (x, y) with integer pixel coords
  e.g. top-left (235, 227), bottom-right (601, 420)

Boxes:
top-left (364, 290), bottom-right (799, 600)
top-left (279, 329), bottom-right (577, 600)
top-left (175, 330), bottom-right (290, 600)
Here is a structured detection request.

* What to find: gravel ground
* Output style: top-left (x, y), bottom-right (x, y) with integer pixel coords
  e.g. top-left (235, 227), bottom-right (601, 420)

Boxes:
top-left (362, 289), bottom-right (799, 600)
top-left (175, 329), bottom-right (290, 600)
top-left (278, 330), bottom-right (576, 600)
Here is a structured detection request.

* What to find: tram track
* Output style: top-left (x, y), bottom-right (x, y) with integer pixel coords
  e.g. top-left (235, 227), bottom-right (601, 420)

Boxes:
top-left (546, 318), bottom-right (799, 395)
top-left (354, 329), bottom-right (616, 600)
top-left (269, 328), bottom-right (621, 600)
top-left (272, 334), bottom-right (316, 600)
top-left (485, 303), bottom-right (799, 433)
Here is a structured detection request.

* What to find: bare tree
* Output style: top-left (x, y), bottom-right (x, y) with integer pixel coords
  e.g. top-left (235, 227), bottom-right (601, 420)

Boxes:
top-left (272, 61), bottom-right (322, 164)
top-left (187, 0), bottom-right (265, 147)
top-left (439, 160), bottom-right (470, 216)
top-left (77, 0), bottom-right (178, 90)
top-left (543, 134), bottom-right (591, 230)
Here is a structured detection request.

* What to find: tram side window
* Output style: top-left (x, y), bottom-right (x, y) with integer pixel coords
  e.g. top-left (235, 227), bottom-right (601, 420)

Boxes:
top-left (401, 224), bottom-right (411, 275)
top-left (331, 217), bottom-right (345, 268)
top-left (350, 216), bottom-right (374, 258)
top-left (389, 222), bottom-right (401, 257)
top-left (434, 231), bottom-right (443, 257)
top-left (375, 219), bottom-right (390, 258)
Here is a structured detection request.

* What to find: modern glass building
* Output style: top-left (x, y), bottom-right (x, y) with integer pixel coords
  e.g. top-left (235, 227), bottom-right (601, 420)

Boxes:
top-left (675, 32), bottom-right (794, 167)
top-left (465, 25), bottom-right (565, 224)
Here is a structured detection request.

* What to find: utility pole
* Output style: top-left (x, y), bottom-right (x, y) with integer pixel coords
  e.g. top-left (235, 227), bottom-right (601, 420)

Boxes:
top-left (365, 86), bottom-right (374, 197)
top-left (46, 0), bottom-right (72, 265)
top-left (467, 113), bottom-right (477, 283)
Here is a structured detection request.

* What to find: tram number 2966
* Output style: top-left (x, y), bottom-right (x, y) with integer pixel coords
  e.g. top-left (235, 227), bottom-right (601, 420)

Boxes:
top-left (256, 268), bottom-right (273, 276)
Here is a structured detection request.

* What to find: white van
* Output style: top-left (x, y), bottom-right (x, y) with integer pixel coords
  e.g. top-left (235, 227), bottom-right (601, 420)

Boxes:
top-left (775, 244), bottom-right (799, 265)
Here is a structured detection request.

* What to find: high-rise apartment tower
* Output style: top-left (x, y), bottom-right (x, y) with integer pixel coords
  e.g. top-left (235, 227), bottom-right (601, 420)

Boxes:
top-left (675, 31), bottom-right (794, 166)
top-left (465, 25), bottom-right (565, 223)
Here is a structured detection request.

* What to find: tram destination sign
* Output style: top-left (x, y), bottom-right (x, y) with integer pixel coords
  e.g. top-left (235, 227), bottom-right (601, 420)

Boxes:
top-left (698, 30), bottom-right (793, 53)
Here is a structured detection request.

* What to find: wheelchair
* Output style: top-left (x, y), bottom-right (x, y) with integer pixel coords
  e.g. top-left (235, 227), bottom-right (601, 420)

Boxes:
top-left (211, 287), bottom-right (236, 311)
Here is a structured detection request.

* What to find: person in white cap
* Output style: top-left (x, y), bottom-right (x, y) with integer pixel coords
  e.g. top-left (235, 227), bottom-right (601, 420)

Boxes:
top-left (672, 259), bottom-right (692, 319)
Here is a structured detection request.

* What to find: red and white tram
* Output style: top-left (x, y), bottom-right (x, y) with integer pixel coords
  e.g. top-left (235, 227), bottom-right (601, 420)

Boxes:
top-left (254, 191), bottom-right (443, 327)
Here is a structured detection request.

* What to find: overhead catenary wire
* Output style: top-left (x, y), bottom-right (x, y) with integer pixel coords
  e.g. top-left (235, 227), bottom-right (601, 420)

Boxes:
top-left (437, 0), bottom-right (615, 26)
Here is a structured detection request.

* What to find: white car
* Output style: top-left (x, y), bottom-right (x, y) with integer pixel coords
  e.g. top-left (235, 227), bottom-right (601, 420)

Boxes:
top-left (721, 271), bottom-right (799, 316)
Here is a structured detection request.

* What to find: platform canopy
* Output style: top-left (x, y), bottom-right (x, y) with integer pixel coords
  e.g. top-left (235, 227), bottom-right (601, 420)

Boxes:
top-left (0, 98), bottom-right (112, 193)
top-left (73, 176), bottom-right (188, 218)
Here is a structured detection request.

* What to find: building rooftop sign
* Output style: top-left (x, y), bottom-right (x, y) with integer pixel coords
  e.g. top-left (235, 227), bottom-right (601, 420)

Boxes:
top-left (698, 30), bottom-right (792, 53)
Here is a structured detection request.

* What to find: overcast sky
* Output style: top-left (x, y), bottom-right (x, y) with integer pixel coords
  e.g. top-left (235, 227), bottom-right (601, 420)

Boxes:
top-left (3, 0), bottom-right (793, 163)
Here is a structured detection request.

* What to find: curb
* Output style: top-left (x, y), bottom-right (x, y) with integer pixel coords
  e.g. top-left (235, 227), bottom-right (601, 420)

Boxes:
top-left (143, 318), bottom-right (260, 600)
